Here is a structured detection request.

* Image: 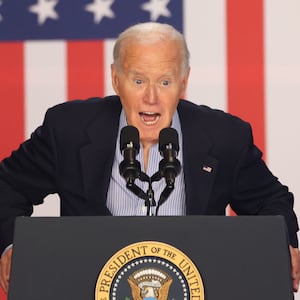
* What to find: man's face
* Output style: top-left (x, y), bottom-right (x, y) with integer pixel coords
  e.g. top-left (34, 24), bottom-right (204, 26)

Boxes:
top-left (111, 39), bottom-right (190, 147)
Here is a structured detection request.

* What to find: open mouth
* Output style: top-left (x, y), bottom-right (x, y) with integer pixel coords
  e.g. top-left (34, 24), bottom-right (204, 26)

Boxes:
top-left (139, 112), bottom-right (161, 125)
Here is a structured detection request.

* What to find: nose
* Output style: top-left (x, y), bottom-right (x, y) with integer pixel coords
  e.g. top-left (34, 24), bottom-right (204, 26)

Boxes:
top-left (143, 83), bottom-right (158, 105)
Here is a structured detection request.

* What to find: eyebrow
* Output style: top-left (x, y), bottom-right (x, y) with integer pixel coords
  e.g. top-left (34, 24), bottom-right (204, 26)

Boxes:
top-left (128, 69), bottom-right (176, 78)
top-left (128, 70), bottom-right (144, 76)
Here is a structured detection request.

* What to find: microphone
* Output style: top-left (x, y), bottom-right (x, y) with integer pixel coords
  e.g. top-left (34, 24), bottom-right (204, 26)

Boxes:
top-left (158, 128), bottom-right (181, 187)
top-left (119, 126), bottom-right (141, 186)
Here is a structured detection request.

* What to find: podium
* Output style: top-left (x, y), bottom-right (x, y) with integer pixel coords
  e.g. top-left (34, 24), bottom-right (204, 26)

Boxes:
top-left (8, 215), bottom-right (293, 299)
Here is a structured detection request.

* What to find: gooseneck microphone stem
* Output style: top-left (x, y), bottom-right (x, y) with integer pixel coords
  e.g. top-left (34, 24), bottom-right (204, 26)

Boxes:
top-left (146, 178), bottom-right (155, 216)
top-left (155, 184), bottom-right (174, 216)
top-left (125, 177), bottom-right (148, 202)
top-left (122, 167), bottom-right (156, 216)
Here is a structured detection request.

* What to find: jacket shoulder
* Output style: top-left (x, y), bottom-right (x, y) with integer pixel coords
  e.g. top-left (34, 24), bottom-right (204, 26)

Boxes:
top-left (179, 99), bottom-right (250, 128)
top-left (44, 96), bottom-right (122, 128)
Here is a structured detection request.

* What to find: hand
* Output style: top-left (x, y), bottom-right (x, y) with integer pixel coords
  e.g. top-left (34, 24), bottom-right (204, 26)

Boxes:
top-left (290, 245), bottom-right (300, 292)
top-left (0, 247), bottom-right (12, 294)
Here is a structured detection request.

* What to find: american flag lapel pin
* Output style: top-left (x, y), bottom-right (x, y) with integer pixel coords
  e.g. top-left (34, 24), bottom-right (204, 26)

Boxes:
top-left (202, 165), bottom-right (213, 173)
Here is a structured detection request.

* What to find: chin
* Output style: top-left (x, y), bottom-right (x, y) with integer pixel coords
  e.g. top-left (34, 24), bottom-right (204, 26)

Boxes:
top-left (140, 134), bottom-right (159, 146)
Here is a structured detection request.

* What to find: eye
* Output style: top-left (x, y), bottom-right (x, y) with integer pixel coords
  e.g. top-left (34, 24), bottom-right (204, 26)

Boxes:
top-left (162, 80), bottom-right (170, 86)
top-left (135, 79), bottom-right (143, 85)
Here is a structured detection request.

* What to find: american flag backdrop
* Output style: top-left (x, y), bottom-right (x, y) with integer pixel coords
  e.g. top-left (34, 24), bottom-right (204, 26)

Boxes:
top-left (0, 1), bottom-right (300, 298)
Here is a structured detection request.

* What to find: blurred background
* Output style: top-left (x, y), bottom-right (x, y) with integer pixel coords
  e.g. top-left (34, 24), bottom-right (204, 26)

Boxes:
top-left (0, 1), bottom-right (300, 298)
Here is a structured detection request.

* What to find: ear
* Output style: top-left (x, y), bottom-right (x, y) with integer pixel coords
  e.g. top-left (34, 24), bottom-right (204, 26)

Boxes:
top-left (111, 64), bottom-right (120, 95)
top-left (180, 67), bottom-right (190, 97)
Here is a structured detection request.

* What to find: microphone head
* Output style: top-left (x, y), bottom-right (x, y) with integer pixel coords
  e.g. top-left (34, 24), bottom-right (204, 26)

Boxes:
top-left (159, 128), bottom-right (179, 152)
top-left (120, 126), bottom-right (140, 152)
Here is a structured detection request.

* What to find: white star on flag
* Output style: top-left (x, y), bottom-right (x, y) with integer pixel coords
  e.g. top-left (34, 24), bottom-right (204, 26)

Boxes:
top-left (29, 0), bottom-right (59, 25)
top-left (0, 1), bottom-right (3, 22)
top-left (141, 0), bottom-right (171, 22)
top-left (85, 0), bottom-right (115, 24)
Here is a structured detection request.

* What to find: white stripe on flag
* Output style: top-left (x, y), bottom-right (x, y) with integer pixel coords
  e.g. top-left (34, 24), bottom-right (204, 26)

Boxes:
top-left (104, 39), bottom-right (116, 96)
top-left (184, 1), bottom-right (227, 111)
top-left (265, 0), bottom-right (300, 224)
top-left (25, 40), bottom-right (67, 138)
top-left (25, 41), bottom-right (66, 217)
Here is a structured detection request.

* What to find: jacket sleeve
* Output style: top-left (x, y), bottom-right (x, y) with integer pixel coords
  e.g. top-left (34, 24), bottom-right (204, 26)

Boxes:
top-left (0, 108), bottom-right (57, 253)
top-left (230, 123), bottom-right (299, 247)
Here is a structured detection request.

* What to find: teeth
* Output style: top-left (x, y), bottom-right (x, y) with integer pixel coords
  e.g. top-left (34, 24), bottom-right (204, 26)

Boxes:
top-left (143, 119), bottom-right (158, 125)
top-left (140, 112), bottom-right (160, 125)
top-left (143, 112), bottom-right (155, 115)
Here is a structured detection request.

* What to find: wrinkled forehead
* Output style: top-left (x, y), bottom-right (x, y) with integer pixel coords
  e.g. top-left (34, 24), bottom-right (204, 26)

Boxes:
top-left (120, 41), bottom-right (183, 75)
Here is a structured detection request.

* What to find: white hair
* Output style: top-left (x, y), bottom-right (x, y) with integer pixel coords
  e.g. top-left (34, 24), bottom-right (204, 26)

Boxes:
top-left (113, 22), bottom-right (190, 76)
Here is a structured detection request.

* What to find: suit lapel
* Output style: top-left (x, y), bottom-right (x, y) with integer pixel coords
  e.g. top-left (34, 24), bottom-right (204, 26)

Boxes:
top-left (80, 98), bottom-right (121, 212)
top-left (178, 101), bottom-right (218, 214)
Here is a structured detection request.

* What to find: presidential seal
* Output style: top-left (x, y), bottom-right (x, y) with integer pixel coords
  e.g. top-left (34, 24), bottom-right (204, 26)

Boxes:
top-left (95, 241), bottom-right (204, 300)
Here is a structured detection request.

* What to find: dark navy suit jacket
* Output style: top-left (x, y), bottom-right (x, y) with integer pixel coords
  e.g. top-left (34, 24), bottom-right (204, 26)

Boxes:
top-left (0, 96), bottom-right (298, 252)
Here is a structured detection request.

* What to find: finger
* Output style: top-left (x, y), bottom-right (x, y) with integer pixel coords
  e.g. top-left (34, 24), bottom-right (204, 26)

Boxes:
top-left (4, 250), bottom-right (12, 292)
top-left (292, 271), bottom-right (300, 292)
top-left (293, 279), bottom-right (299, 292)
top-left (0, 260), bottom-right (8, 293)
top-left (292, 272), bottom-right (299, 292)
top-left (290, 246), bottom-right (300, 292)
top-left (293, 268), bottom-right (300, 292)
top-left (0, 249), bottom-right (12, 293)
top-left (3, 262), bottom-right (10, 293)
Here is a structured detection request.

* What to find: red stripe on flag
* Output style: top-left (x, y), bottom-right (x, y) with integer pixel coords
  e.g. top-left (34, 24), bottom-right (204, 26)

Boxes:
top-left (67, 40), bottom-right (105, 100)
top-left (226, 0), bottom-right (265, 154)
top-left (226, 1), bottom-right (265, 216)
top-left (0, 43), bottom-right (25, 161)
